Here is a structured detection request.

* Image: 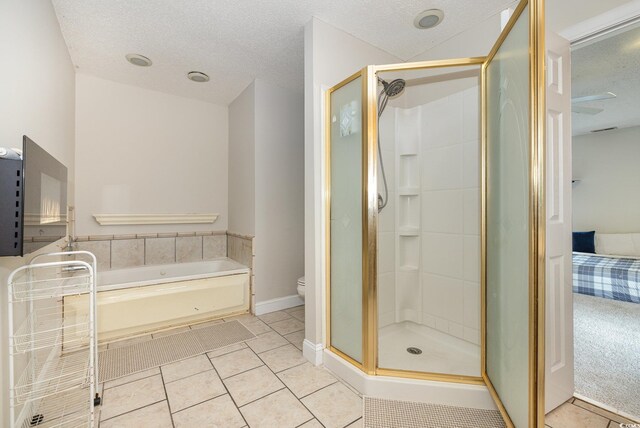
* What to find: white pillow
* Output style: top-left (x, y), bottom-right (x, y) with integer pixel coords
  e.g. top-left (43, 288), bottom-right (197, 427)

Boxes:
top-left (595, 233), bottom-right (640, 257)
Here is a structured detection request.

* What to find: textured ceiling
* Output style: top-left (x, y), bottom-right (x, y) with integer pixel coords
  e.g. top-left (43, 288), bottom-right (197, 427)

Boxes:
top-left (51, 0), bottom-right (517, 105)
top-left (572, 24), bottom-right (640, 136)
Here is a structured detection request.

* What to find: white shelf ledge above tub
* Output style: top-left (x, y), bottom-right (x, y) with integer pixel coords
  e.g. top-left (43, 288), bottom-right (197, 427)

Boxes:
top-left (93, 213), bottom-right (219, 226)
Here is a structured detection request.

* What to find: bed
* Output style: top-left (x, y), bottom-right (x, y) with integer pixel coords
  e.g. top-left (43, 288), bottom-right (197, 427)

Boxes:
top-left (573, 252), bottom-right (640, 304)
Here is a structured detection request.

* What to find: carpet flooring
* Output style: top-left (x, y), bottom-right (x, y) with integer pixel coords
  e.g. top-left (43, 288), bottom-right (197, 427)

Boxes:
top-left (574, 293), bottom-right (640, 419)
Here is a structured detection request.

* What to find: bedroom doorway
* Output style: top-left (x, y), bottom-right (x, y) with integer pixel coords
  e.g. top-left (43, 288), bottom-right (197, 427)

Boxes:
top-left (568, 19), bottom-right (640, 421)
top-left (543, 2), bottom-right (640, 425)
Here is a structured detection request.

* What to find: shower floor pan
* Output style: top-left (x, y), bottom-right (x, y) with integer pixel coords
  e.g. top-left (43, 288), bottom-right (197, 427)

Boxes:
top-left (378, 321), bottom-right (480, 377)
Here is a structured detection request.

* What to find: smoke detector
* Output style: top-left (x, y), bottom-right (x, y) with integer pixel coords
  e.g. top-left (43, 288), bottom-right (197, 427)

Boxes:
top-left (414, 9), bottom-right (445, 29)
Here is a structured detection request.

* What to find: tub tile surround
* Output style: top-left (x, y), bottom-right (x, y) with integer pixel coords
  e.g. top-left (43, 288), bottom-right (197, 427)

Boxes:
top-left (74, 230), bottom-right (230, 271)
top-left (145, 237), bottom-right (176, 265)
top-left (227, 232), bottom-right (255, 268)
top-left (227, 232), bottom-right (256, 313)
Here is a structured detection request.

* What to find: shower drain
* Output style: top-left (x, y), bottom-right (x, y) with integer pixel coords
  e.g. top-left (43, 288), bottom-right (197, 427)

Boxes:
top-left (406, 347), bottom-right (422, 355)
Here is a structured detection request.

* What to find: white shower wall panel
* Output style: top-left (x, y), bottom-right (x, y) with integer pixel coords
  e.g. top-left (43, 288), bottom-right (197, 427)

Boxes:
top-left (419, 86), bottom-right (481, 345)
top-left (380, 85), bottom-right (480, 346)
top-left (378, 85), bottom-right (480, 345)
top-left (377, 107), bottom-right (397, 327)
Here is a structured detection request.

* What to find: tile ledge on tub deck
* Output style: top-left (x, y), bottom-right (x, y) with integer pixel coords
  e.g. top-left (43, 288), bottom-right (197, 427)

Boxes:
top-left (227, 231), bottom-right (255, 240)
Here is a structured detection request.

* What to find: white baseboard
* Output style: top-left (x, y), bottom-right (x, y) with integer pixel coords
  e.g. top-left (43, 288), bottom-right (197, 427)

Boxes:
top-left (323, 349), bottom-right (496, 410)
top-left (303, 339), bottom-right (324, 366)
top-left (255, 294), bottom-right (303, 316)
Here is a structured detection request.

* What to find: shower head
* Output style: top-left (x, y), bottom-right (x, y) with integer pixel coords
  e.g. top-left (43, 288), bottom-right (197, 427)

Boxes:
top-left (379, 78), bottom-right (406, 97)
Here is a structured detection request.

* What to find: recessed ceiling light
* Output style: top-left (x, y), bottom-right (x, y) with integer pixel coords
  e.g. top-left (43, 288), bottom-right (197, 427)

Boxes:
top-left (187, 71), bottom-right (210, 83)
top-left (125, 54), bottom-right (152, 67)
top-left (414, 9), bottom-right (444, 29)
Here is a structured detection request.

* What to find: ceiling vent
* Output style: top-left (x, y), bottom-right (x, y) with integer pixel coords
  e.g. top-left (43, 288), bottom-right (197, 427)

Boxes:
top-left (590, 127), bottom-right (618, 133)
top-left (187, 71), bottom-right (210, 83)
top-left (125, 54), bottom-right (152, 67)
top-left (414, 9), bottom-right (445, 29)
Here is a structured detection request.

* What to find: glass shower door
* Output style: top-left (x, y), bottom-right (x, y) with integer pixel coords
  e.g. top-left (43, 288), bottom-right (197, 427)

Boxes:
top-left (327, 73), bottom-right (364, 364)
top-left (483, 0), bottom-right (545, 425)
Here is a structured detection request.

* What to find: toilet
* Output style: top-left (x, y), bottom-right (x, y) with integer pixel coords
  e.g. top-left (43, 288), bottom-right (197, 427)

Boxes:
top-left (296, 276), bottom-right (305, 300)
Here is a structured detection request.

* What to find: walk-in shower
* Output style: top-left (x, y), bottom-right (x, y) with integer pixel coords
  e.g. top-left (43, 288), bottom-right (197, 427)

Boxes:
top-left (375, 66), bottom-right (482, 379)
top-left (325, 3), bottom-right (547, 424)
top-left (326, 61), bottom-right (485, 382)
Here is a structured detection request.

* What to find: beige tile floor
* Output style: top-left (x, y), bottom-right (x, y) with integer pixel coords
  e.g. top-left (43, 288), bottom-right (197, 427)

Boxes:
top-left (546, 397), bottom-right (638, 428)
top-left (96, 305), bottom-right (635, 428)
top-left (97, 306), bottom-right (364, 428)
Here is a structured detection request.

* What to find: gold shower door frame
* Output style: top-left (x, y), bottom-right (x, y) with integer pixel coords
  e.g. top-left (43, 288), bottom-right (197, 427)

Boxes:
top-left (325, 0), bottom-right (546, 425)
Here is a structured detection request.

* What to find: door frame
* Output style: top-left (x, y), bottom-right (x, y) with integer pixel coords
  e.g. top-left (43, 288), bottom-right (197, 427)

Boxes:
top-left (480, 0), bottom-right (546, 426)
top-left (549, 5), bottom-right (640, 415)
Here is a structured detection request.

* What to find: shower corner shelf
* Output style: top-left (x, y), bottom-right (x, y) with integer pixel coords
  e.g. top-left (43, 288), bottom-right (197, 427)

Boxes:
top-left (399, 188), bottom-right (420, 196)
top-left (6, 251), bottom-right (100, 428)
top-left (398, 227), bottom-right (419, 236)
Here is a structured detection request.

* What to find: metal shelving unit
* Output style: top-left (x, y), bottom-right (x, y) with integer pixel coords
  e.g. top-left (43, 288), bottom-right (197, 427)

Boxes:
top-left (7, 251), bottom-right (99, 428)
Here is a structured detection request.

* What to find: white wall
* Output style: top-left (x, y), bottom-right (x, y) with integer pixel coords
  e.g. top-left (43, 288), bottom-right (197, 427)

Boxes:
top-left (228, 79), bottom-right (305, 303)
top-left (304, 17), bottom-right (402, 352)
top-left (75, 74), bottom-right (228, 236)
top-left (408, 12), bottom-right (503, 62)
top-left (228, 82), bottom-right (256, 235)
top-left (0, 1), bottom-right (76, 424)
top-left (254, 80), bottom-right (305, 302)
top-left (573, 126), bottom-right (640, 233)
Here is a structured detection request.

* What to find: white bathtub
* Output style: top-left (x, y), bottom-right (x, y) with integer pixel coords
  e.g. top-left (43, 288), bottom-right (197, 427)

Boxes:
top-left (64, 258), bottom-right (250, 342)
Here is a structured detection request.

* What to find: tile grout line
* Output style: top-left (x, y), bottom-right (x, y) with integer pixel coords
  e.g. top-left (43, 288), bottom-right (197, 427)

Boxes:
top-left (295, 379), bottom-right (340, 401)
top-left (167, 356), bottom-right (243, 424)
top-left (209, 354), bottom-right (253, 428)
top-left (236, 386), bottom-right (289, 409)
top-left (570, 401), bottom-right (630, 425)
top-left (164, 366), bottom-right (217, 385)
top-left (158, 366), bottom-right (177, 428)
top-left (573, 397), bottom-right (639, 422)
top-left (103, 370), bottom-right (159, 391)
top-left (215, 361), bottom-right (265, 381)
top-left (251, 343), bottom-right (331, 427)
top-left (272, 359), bottom-right (309, 375)
top-left (293, 417), bottom-right (317, 428)
top-left (205, 344), bottom-right (249, 361)
top-left (98, 399), bottom-right (167, 424)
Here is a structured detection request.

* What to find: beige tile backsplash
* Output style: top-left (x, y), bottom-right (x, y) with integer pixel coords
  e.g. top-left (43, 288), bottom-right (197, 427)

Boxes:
top-left (111, 238), bottom-right (145, 269)
top-left (73, 231), bottom-right (242, 272)
top-left (176, 236), bottom-right (203, 263)
top-left (227, 233), bottom-right (254, 268)
top-left (203, 235), bottom-right (227, 260)
top-left (145, 237), bottom-right (176, 265)
top-left (75, 240), bottom-right (111, 272)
